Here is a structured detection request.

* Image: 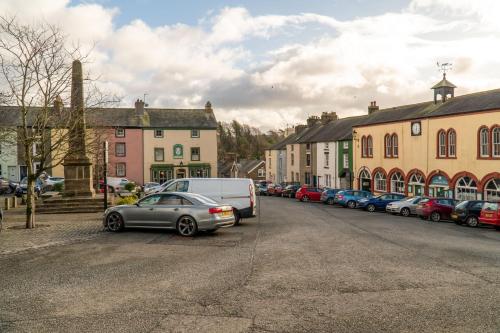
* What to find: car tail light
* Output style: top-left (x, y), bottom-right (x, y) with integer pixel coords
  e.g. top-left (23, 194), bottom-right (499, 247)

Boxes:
top-left (209, 207), bottom-right (223, 214)
top-left (249, 184), bottom-right (254, 209)
top-left (338, 195), bottom-right (344, 200)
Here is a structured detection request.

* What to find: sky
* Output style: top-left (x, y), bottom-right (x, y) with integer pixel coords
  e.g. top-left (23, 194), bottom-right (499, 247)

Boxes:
top-left (1, 0), bottom-right (499, 130)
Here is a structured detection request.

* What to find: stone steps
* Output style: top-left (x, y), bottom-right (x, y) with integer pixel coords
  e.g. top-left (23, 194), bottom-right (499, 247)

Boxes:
top-left (36, 196), bottom-right (112, 214)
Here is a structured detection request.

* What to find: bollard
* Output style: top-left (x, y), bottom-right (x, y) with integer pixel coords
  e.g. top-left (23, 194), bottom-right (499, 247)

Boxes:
top-left (4, 197), bottom-right (10, 210)
top-left (12, 196), bottom-right (18, 208)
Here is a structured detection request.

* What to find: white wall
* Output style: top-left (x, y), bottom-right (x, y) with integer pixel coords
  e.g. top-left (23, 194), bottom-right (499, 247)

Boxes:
top-left (0, 131), bottom-right (18, 181)
top-left (316, 141), bottom-right (336, 188)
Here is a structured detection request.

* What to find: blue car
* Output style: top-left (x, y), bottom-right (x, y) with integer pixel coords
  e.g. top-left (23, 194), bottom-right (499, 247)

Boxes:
top-left (357, 193), bottom-right (406, 212)
top-left (321, 188), bottom-right (343, 205)
top-left (334, 190), bottom-right (373, 208)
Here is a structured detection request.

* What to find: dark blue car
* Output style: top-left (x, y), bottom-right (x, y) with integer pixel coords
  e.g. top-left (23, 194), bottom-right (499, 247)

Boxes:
top-left (357, 193), bottom-right (406, 212)
top-left (321, 188), bottom-right (343, 205)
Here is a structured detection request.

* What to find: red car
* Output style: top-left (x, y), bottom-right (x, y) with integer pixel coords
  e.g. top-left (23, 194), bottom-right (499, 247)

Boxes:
top-left (479, 202), bottom-right (500, 230)
top-left (295, 187), bottom-right (322, 202)
top-left (415, 198), bottom-right (457, 222)
top-left (267, 184), bottom-right (283, 196)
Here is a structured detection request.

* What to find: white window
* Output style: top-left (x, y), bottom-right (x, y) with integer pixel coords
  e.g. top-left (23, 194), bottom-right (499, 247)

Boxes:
top-left (455, 177), bottom-right (477, 201)
top-left (306, 153), bottom-right (311, 167)
top-left (367, 136), bottom-right (373, 157)
top-left (154, 129), bottom-right (163, 138)
top-left (343, 153), bottom-right (349, 169)
top-left (154, 148), bottom-right (164, 161)
top-left (448, 130), bottom-right (456, 157)
top-left (324, 152), bottom-right (329, 167)
top-left (191, 129), bottom-right (200, 138)
top-left (115, 128), bottom-right (125, 137)
top-left (392, 134), bottom-right (398, 157)
top-left (115, 143), bottom-right (126, 157)
top-left (493, 127), bottom-right (500, 157)
top-left (385, 135), bottom-right (392, 157)
top-left (343, 141), bottom-right (349, 149)
top-left (485, 178), bottom-right (500, 202)
top-left (438, 131), bottom-right (446, 157)
top-left (258, 168), bottom-right (265, 177)
top-left (480, 127), bottom-right (489, 157)
top-left (191, 147), bottom-right (200, 161)
top-left (116, 163), bottom-right (126, 177)
top-left (390, 172), bottom-right (405, 194)
top-left (374, 172), bottom-right (387, 192)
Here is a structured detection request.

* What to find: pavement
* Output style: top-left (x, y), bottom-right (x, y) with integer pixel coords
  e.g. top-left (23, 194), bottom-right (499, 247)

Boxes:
top-left (1, 197), bottom-right (500, 332)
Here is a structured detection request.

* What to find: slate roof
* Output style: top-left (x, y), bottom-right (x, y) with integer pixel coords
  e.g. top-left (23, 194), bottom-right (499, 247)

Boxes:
top-left (353, 88), bottom-right (500, 128)
top-left (238, 159), bottom-right (265, 174)
top-left (309, 115), bottom-right (368, 143)
top-left (268, 132), bottom-right (298, 150)
top-left (0, 106), bottom-right (218, 129)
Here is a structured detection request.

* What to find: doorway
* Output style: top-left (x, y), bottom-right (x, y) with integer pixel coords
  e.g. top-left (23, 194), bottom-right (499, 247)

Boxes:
top-left (176, 168), bottom-right (186, 179)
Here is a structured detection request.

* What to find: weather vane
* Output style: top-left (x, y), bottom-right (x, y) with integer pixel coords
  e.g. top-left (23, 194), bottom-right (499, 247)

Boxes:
top-left (437, 61), bottom-right (452, 78)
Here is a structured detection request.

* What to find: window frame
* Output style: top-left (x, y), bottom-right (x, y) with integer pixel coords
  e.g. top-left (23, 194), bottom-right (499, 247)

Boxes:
top-left (384, 134), bottom-right (392, 158)
top-left (478, 126), bottom-right (490, 158)
top-left (392, 134), bottom-right (398, 157)
top-left (154, 129), bottom-right (164, 138)
top-left (115, 142), bottom-right (126, 157)
top-left (367, 136), bottom-right (373, 157)
top-left (115, 128), bottom-right (125, 138)
top-left (447, 129), bottom-right (457, 158)
top-left (190, 147), bottom-right (200, 161)
top-left (191, 129), bottom-right (200, 138)
top-left (493, 126), bottom-right (500, 158)
top-left (438, 129), bottom-right (447, 158)
top-left (116, 162), bottom-right (126, 177)
top-left (374, 171), bottom-right (387, 192)
top-left (154, 147), bottom-right (165, 162)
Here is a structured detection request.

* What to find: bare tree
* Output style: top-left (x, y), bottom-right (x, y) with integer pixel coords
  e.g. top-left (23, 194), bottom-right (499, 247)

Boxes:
top-left (0, 17), bottom-right (111, 228)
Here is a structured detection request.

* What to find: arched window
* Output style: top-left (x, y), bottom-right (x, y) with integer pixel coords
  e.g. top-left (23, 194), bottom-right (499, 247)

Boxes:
top-left (455, 176), bottom-right (478, 201)
top-left (438, 130), bottom-right (446, 157)
top-left (392, 134), bottom-right (398, 157)
top-left (361, 136), bottom-right (367, 157)
top-left (408, 172), bottom-right (425, 196)
top-left (360, 169), bottom-right (370, 179)
top-left (479, 127), bottom-right (489, 157)
top-left (390, 172), bottom-right (405, 194)
top-left (384, 134), bottom-right (392, 158)
top-left (367, 136), bottom-right (373, 157)
top-left (484, 178), bottom-right (500, 202)
top-left (448, 129), bottom-right (456, 157)
top-left (374, 171), bottom-right (387, 192)
top-left (493, 127), bottom-right (500, 157)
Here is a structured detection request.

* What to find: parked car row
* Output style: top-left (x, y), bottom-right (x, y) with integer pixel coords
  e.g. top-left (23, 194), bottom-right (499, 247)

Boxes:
top-left (260, 183), bottom-right (500, 230)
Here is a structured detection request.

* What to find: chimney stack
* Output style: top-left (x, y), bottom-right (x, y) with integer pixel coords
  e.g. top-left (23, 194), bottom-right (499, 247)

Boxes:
top-left (368, 101), bottom-right (379, 115)
top-left (135, 99), bottom-right (145, 116)
top-left (307, 116), bottom-right (321, 127)
top-left (321, 111), bottom-right (338, 124)
top-left (205, 101), bottom-right (213, 114)
top-left (295, 125), bottom-right (307, 134)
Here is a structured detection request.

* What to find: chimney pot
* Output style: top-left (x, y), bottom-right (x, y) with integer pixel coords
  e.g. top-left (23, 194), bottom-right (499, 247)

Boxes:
top-left (368, 101), bottom-right (379, 115)
top-left (135, 99), bottom-right (145, 116)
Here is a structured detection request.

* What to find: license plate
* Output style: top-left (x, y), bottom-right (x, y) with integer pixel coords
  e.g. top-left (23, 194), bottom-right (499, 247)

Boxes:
top-left (221, 211), bottom-right (232, 217)
top-left (485, 213), bottom-right (493, 218)
top-left (451, 214), bottom-right (457, 219)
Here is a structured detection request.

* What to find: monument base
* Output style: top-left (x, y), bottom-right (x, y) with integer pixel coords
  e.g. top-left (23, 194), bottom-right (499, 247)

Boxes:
top-left (63, 158), bottom-right (95, 198)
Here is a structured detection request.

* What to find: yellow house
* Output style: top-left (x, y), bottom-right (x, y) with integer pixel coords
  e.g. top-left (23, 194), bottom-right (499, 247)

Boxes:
top-left (353, 76), bottom-right (500, 201)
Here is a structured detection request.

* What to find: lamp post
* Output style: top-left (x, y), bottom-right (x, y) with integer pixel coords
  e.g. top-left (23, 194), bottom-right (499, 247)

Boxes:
top-left (103, 141), bottom-right (108, 210)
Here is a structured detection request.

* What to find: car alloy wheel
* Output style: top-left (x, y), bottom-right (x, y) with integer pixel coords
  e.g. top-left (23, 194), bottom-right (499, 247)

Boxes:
top-left (327, 198), bottom-right (335, 205)
top-left (302, 195), bottom-right (309, 202)
top-left (431, 212), bottom-right (441, 222)
top-left (106, 212), bottom-right (124, 232)
top-left (466, 216), bottom-right (479, 227)
top-left (367, 204), bottom-right (376, 212)
top-left (347, 201), bottom-right (356, 209)
top-left (401, 207), bottom-right (410, 217)
top-left (177, 216), bottom-right (198, 237)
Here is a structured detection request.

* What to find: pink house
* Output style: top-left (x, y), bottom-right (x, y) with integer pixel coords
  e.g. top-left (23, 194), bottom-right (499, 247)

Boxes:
top-left (105, 127), bottom-right (144, 185)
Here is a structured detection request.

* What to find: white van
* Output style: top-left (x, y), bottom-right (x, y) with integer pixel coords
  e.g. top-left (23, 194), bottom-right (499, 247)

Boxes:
top-left (161, 178), bottom-right (256, 224)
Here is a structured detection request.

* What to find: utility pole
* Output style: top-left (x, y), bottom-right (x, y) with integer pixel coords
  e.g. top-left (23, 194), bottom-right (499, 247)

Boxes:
top-left (103, 141), bottom-right (109, 210)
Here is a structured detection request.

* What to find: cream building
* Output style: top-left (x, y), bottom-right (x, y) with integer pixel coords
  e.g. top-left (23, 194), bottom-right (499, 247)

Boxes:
top-left (353, 76), bottom-right (500, 201)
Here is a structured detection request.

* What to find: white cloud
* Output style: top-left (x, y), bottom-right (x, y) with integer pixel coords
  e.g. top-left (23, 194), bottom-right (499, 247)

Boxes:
top-left (0, 0), bottom-right (499, 130)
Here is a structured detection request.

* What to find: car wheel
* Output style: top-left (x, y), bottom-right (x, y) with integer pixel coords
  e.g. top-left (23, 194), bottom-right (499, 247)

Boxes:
top-left (106, 212), bottom-right (124, 232)
top-left (347, 201), bottom-right (356, 209)
top-left (233, 209), bottom-right (241, 226)
top-left (327, 198), bottom-right (335, 205)
top-left (466, 216), bottom-right (479, 228)
top-left (430, 212), bottom-right (441, 222)
top-left (401, 207), bottom-right (411, 217)
top-left (177, 215), bottom-right (198, 237)
top-left (367, 204), bottom-right (376, 212)
top-left (302, 195), bottom-right (309, 202)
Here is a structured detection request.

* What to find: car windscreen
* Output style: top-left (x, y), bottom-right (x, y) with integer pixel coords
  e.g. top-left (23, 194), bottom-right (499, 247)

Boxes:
top-left (455, 201), bottom-right (469, 209)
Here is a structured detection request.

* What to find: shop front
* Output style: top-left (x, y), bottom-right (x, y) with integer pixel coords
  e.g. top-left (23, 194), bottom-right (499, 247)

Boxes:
top-left (428, 174), bottom-right (451, 198)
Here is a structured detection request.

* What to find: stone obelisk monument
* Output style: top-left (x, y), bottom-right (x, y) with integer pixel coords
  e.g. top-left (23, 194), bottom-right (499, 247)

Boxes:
top-left (63, 60), bottom-right (95, 197)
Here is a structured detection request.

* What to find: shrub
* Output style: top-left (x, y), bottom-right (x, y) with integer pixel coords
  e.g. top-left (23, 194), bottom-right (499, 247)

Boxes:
top-left (116, 195), bottom-right (138, 206)
top-left (53, 182), bottom-right (64, 192)
top-left (124, 182), bottom-right (136, 192)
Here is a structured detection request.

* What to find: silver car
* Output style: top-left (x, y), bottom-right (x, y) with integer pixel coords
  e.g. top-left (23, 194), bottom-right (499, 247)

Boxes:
top-left (103, 192), bottom-right (235, 236)
top-left (386, 196), bottom-right (426, 217)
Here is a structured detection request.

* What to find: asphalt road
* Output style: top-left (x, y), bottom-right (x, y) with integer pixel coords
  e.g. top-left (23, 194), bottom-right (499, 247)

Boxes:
top-left (1, 196), bottom-right (500, 332)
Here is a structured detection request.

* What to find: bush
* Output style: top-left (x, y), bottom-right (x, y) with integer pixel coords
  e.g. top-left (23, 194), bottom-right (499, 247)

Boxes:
top-left (53, 182), bottom-right (64, 192)
top-left (116, 195), bottom-right (138, 206)
top-left (124, 182), bottom-right (136, 192)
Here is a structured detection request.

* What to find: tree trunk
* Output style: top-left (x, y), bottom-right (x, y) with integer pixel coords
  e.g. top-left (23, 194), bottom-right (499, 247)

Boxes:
top-left (25, 177), bottom-right (36, 229)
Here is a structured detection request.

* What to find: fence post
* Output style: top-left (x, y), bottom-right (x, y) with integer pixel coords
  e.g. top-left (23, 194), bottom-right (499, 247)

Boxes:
top-left (4, 197), bottom-right (10, 210)
top-left (11, 197), bottom-right (17, 208)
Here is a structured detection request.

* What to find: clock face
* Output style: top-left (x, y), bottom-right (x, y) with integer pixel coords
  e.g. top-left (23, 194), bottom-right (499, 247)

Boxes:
top-left (411, 122), bottom-right (421, 136)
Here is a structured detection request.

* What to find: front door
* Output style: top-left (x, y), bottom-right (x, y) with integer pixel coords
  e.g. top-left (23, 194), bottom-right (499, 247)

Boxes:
top-left (176, 168), bottom-right (186, 179)
top-left (8, 166), bottom-right (16, 181)
top-left (361, 178), bottom-right (371, 191)
top-left (126, 194), bottom-right (162, 227)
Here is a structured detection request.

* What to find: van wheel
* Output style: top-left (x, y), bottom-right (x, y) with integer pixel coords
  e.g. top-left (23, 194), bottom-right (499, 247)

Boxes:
top-left (233, 209), bottom-right (241, 226)
top-left (466, 216), bottom-right (479, 227)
